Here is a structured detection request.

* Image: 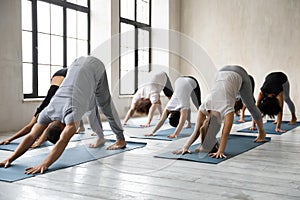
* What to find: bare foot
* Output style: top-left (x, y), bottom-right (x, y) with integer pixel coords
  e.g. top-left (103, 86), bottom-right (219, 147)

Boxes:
top-left (91, 132), bottom-right (97, 136)
top-left (89, 137), bottom-right (106, 148)
top-left (288, 116), bottom-right (297, 125)
top-left (107, 140), bottom-right (126, 150)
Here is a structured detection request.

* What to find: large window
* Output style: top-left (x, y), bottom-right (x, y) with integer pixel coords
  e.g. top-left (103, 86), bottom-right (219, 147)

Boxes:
top-left (22, 0), bottom-right (90, 98)
top-left (120, 0), bottom-right (151, 95)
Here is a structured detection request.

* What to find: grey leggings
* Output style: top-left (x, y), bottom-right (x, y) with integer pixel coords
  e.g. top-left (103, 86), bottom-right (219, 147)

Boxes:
top-left (220, 65), bottom-right (262, 121)
top-left (282, 81), bottom-right (296, 113)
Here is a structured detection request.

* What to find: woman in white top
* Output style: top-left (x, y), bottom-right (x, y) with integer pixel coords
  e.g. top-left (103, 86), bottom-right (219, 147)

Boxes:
top-left (123, 71), bottom-right (173, 127)
top-left (146, 76), bottom-right (201, 138)
top-left (174, 65), bottom-right (266, 158)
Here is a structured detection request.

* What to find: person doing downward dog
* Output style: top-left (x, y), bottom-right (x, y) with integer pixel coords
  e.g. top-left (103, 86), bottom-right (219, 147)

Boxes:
top-left (0, 56), bottom-right (126, 174)
top-left (174, 65), bottom-right (266, 158)
top-left (0, 68), bottom-right (69, 148)
top-left (146, 76), bottom-right (201, 138)
top-left (123, 71), bottom-right (173, 127)
top-left (252, 72), bottom-right (297, 132)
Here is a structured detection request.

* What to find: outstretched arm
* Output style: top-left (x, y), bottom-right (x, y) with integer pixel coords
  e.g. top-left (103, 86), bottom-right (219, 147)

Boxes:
top-left (0, 123), bottom-right (46, 168)
top-left (167, 109), bottom-right (188, 138)
top-left (141, 100), bottom-right (162, 127)
top-left (145, 109), bottom-right (169, 136)
top-left (0, 116), bottom-right (38, 145)
top-left (123, 103), bottom-right (136, 125)
top-left (25, 123), bottom-right (77, 174)
top-left (174, 111), bottom-right (206, 154)
top-left (210, 112), bottom-right (234, 158)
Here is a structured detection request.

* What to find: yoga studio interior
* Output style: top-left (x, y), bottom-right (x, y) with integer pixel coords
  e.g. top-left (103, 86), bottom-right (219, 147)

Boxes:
top-left (1, 0), bottom-right (300, 199)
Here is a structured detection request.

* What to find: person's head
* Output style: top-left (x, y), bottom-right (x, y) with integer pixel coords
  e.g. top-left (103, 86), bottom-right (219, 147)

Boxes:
top-left (258, 97), bottom-right (282, 118)
top-left (46, 121), bottom-right (65, 144)
top-left (169, 111), bottom-right (181, 127)
top-left (135, 98), bottom-right (152, 115)
top-left (234, 98), bottom-right (243, 115)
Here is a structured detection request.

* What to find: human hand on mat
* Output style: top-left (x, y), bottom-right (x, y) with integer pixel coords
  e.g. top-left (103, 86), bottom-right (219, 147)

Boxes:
top-left (25, 164), bottom-right (48, 174)
top-left (210, 151), bottom-right (227, 159)
top-left (31, 141), bottom-right (43, 148)
top-left (167, 134), bottom-right (177, 139)
top-left (140, 123), bottom-right (150, 128)
top-left (0, 139), bottom-right (11, 145)
top-left (237, 119), bottom-right (245, 123)
top-left (0, 159), bottom-right (12, 168)
top-left (172, 148), bottom-right (191, 155)
top-left (249, 126), bottom-right (257, 131)
top-left (145, 133), bottom-right (156, 136)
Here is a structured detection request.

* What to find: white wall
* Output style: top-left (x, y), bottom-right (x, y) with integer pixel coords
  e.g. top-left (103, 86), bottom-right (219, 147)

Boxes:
top-left (180, 0), bottom-right (300, 115)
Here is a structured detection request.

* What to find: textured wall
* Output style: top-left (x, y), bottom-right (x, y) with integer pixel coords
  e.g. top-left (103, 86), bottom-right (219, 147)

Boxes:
top-left (180, 0), bottom-right (300, 115)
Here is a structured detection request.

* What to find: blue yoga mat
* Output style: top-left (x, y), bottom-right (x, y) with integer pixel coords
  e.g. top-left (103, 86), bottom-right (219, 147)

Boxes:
top-left (0, 131), bottom-right (113, 152)
top-left (155, 135), bottom-right (271, 164)
top-left (124, 118), bottom-right (169, 128)
top-left (233, 115), bottom-right (252, 124)
top-left (0, 140), bottom-right (146, 182)
top-left (130, 124), bottom-right (195, 141)
top-left (237, 121), bottom-right (300, 135)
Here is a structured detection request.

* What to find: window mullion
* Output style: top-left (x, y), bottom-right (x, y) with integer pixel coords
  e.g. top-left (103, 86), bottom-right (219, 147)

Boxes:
top-left (32, 0), bottom-right (38, 97)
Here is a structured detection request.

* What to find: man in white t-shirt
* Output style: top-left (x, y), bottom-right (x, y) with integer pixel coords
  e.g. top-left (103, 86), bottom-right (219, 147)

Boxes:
top-left (174, 65), bottom-right (266, 158)
top-left (123, 71), bottom-right (173, 127)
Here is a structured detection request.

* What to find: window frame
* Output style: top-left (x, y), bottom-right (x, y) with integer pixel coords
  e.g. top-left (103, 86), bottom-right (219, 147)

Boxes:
top-left (23, 0), bottom-right (90, 98)
top-left (119, 0), bottom-right (152, 95)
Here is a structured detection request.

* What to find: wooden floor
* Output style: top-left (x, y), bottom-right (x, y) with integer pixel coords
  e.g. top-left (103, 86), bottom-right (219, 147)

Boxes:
top-left (1, 114), bottom-right (300, 200)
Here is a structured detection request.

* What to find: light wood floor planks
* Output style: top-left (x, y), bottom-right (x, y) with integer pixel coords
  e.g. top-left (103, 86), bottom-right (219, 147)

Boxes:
top-left (1, 115), bottom-right (300, 200)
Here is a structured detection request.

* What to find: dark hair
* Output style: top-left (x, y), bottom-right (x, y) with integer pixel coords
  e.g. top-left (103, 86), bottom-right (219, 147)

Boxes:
top-left (258, 97), bottom-right (282, 118)
top-left (169, 111), bottom-right (181, 127)
top-left (234, 98), bottom-right (243, 116)
top-left (46, 121), bottom-right (64, 144)
top-left (135, 98), bottom-right (152, 115)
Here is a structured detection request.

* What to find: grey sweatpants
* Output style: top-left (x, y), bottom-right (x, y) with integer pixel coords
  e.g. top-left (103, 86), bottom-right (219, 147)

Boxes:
top-left (220, 65), bottom-right (262, 121)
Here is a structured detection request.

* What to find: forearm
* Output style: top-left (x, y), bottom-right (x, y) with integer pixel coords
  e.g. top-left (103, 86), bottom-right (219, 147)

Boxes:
top-left (42, 140), bottom-right (69, 167)
top-left (124, 108), bottom-right (135, 123)
top-left (42, 124), bottom-right (76, 168)
top-left (151, 110), bottom-right (168, 134)
top-left (146, 104), bottom-right (157, 124)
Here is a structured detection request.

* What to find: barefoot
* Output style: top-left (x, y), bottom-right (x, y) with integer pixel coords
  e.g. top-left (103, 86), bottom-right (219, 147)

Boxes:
top-left (89, 137), bottom-right (106, 148)
top-left (91, 132), bottom-right (97, 136)
top-left (107, 140), bottom-right (126, 150)
top-left (288, 116), bottom-right (297, 125)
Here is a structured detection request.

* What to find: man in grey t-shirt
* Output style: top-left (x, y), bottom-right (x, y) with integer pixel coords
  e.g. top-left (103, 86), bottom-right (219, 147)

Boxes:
top-left (0, 56), bottom-right (126, 174)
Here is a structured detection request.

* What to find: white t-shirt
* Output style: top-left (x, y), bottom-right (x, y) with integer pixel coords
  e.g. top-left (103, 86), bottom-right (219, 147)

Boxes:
top-left (166, 77), bottom-right (197, 111)
top-left (132, 71), bottom-right (167, 104)
top-left (200, 71), bottom-right (242, 119)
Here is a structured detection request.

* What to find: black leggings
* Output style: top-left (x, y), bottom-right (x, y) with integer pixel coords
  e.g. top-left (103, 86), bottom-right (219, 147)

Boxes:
top-left (184, 76), bottom-right (201, 108)
top-left (34, 85), bottom-right (59, 117)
